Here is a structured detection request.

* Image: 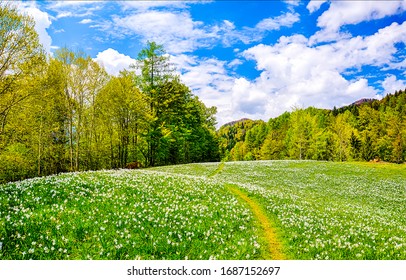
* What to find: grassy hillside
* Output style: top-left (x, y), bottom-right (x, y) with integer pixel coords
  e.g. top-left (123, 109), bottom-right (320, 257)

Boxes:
top-left (1, 160), bottom-right (405, 260)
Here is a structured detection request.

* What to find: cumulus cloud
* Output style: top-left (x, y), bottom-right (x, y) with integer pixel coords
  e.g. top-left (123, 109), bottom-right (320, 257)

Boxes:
top-left (382, 75), bottom-right (406, 95)
top-left (236, 22), bottom-right (406, 119)
top-left (95, 48), bottom-right (137, 76)
top-left (17, 2), bottom-right (53, 53)
top-left (284, 0), bottom-right (300, 7)
top-left (306, 0), bottom-right (328, 13)
top-left (317, 1), bottom-right (406, 32)
top-left (231, 78), bottom-right (269, 115)
top-left (311, 1), bottom-right (406, 43)
top-left (171, 51), bottom-right (316, 126)
top-left (294, 22), bottom-right (406, 72)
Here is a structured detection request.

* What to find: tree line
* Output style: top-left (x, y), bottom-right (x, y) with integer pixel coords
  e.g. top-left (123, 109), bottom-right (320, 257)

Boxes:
top-left (218, 89), bottom-right (406, 164)
top-left (0, 4), bottom-right (218, 183)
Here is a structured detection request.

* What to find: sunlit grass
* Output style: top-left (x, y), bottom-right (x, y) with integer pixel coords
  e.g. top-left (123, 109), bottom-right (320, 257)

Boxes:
top-left (2, 160), bottom-right (405, 260)
top-left (154, 160), bottom-right (406, 260)
top-left (0, 169), bottom-right (260, 260)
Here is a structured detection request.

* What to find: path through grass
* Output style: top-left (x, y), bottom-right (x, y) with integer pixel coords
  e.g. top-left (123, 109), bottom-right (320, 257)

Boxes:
top-left (226, 184), bottom-right (286, 260)
top-left (208, 161), bottom-right (286, 260)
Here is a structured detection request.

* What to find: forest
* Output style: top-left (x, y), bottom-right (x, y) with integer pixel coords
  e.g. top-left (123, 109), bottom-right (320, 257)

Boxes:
top-left (0, 4), bottom-right (219, 183)
top-left (218, 90), bottom-right (406, 164)
top-left (1, 3), bottom-right (405, 184)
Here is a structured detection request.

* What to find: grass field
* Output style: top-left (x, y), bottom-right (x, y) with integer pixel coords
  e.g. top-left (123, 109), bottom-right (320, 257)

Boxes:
top-left (1, 160), bottom-right (405, 260)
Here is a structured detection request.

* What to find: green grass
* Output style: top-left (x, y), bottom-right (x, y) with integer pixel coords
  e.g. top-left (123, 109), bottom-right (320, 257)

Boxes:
top-left (0, 169), bottom-right (260, 260)
top-left (1, 160), bottom-right (406, 260)
top-left (153, 160), bottom-right (406, 260)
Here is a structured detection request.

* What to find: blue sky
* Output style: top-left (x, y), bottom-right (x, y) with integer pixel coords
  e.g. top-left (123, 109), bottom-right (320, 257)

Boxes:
top-left (16, 0), bottom-right (406, 126)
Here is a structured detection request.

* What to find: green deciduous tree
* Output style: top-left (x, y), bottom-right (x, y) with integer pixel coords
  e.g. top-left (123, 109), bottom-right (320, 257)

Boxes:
top-left (54, 48), bottom-right (109, 171)
top-left (286, 109), bottom-right (313, 160)
top-left (97, 70), bottom-right (150, 168)
top-left (0, 2), bottom-right (45, 136)
top-left (330, 111), bottom-right (354, 161)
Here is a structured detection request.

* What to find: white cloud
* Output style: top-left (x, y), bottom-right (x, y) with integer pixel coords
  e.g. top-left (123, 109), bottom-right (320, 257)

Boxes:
top-left (382, 75), bottom-right (406, 94)
top-left (309, 1), bottom-right (406, 44)
top-left (17, 2), bottom-right (53, 53)
top-left (171, 54), bottom-right (232, 98)
top-left (111, 10), bottom-right (218, 54)
top-left (255, 12), bottom-right (300, 31)
top-left (79, 19), bottom-right (93, 24)
top-left (231, 78), bottom-right (269, 115)
top-left (308, 21), bottom-right (406, 72)
top-left (314, 1), bottom-right (406, 41)
top-left (309, 29), bottom-right (351, 45)
top-left (46, 1), bottom-right (103, 19)
top-left (228, 59), bottom-right (243, 69)
top-left (332, 22), bottom-right (406, 70)
top-left (55, 11), bottom-right (73, 19)
top-left (95, 48), bottom-right (137, 76)
top-left (345, 78), bottom-right (377, 98)
top-left (307, 0), bottom-right (328, 13)
top-left (284, 1), bottom-right (300, 7)
top-left (171, 52), bottom-right (321, 126)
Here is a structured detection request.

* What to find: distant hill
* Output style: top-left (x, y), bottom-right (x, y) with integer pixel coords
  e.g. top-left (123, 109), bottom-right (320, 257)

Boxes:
top-left (222, 118), bottom-right (252, 128)
top-left (350, 98), bottom-right (377, 106)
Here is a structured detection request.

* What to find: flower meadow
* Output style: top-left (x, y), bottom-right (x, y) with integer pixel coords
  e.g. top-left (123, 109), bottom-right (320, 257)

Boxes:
top-left (0, 170), bottom-right (261, 260)
top-left (1, 161), bottom-right (405, 260)
top-left (154, 161), bottom-right (406, 260)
